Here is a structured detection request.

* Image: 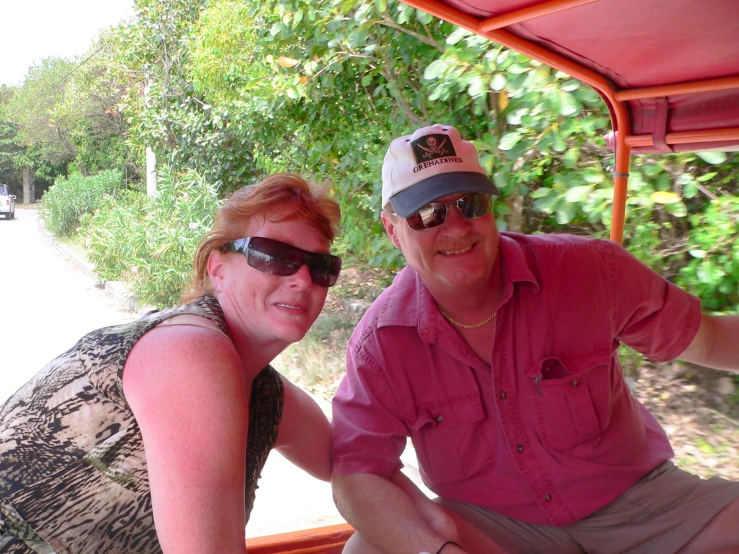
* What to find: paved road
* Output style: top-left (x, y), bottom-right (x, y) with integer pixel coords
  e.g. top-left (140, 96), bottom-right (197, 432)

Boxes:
top-left (0, 207), bottom-right (137, 401)
top-left (0, 206), bottom-right (345, 538)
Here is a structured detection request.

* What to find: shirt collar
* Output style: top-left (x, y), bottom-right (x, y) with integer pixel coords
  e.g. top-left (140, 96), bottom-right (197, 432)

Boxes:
top-left (376, 232), bottom-right (540, 331)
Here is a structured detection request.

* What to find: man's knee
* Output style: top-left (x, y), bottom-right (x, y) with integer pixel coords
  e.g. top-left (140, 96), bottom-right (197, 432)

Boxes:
top-left (677, 497), bottom-right (739, 554)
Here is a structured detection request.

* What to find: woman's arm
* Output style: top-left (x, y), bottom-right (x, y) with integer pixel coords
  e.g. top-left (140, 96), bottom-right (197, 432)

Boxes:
top-left (123, 325), bottom-right (250, 554)
top-left (274, 376), bottom-right (331, 481)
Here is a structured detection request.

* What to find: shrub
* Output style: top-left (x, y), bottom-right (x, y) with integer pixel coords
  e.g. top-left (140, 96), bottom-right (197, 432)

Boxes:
top-left (41, 170), bottom-right (123, 237)
top-left (83, 165), bottom-right (221, 307)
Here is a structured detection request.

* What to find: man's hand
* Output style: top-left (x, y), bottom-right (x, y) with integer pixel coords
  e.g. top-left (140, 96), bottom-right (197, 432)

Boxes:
top-left (390, 471), bottom-right (460, 542)
top-left (332, 472), bottom-right (463, 554)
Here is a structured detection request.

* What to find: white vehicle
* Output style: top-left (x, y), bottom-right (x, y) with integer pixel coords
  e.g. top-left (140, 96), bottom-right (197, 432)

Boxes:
top-left (0, 184), bottom-right (16, 219)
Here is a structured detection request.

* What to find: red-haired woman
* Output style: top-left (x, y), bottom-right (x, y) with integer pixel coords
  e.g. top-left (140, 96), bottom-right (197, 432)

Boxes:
top-left (0, 173), bottom-right (342, 553)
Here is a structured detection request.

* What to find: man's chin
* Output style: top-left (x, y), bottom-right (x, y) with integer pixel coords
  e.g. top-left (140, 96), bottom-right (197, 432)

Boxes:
top-left (434, 262), bottom-right (488, 285)
top-left (438, 272), bottom-right (488, 291)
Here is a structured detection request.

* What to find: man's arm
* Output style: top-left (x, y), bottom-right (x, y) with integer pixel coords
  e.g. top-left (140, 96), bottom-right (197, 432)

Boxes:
top-left (677, 313), bottom-right (739, 372)
top-left (274, 377), bottom-right (331, 481)
top-left (332, 471), bottom-right (465, 554)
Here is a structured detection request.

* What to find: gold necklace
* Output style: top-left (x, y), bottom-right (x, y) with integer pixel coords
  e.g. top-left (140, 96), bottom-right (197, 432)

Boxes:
top-left (437, 306), bottom-right (496, 329)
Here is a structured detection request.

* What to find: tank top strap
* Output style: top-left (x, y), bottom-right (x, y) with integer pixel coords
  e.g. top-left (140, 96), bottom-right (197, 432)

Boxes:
top-left (156, 314), bottom-right (228, 337)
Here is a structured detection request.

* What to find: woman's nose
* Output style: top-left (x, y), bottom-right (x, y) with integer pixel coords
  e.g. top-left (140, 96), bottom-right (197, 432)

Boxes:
top-left (287, 264), bottom-right (313, 289)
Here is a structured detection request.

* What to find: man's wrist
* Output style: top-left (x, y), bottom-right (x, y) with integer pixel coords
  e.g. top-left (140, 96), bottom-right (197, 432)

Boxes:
top-left (420, 540), bottom-right (462, 554)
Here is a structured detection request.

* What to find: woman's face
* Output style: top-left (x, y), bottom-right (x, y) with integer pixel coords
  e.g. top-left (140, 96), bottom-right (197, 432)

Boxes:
top-left (209, 203), bottom-right (331, 350)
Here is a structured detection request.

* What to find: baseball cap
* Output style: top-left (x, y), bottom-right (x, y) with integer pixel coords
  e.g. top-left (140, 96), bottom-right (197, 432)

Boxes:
top-left (381, 124), bottom-right (499, 217)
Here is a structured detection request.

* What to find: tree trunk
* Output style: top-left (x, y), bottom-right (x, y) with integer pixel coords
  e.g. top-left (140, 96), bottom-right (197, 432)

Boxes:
top-left (505, 193), bottom-right (525, 233)
top-left (146, 147), bottom-right (157, 197)
top-left (22, 166), bottom-right (35, 204)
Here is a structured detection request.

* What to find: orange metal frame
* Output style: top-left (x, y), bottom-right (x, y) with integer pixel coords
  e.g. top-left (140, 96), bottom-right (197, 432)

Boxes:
top-left (245, 523), bottom-right (354, 553)
top-left (399, 0), bottom-right (739, 243)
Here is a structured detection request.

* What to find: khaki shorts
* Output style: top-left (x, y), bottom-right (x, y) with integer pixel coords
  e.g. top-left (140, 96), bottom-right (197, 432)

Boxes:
top-left (441, 462), bottom-right (739, 554)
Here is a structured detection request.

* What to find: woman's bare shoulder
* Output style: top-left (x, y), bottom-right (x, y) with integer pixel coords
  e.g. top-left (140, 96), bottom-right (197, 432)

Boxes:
top-left (122, 324), bottom-right (242, 410)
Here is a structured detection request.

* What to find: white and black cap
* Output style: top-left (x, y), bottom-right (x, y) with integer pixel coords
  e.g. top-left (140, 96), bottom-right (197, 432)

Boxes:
top-left (381, 124), bottom-right (499, 217)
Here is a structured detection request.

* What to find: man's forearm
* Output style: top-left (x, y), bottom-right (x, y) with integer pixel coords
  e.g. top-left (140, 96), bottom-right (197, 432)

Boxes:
top-left (679, 314), bottom-right (739, 372)
top-left (332, 472), bottom-right (463, 554)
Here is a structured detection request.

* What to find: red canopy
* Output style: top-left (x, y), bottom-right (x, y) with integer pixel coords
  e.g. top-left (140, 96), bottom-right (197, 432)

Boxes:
top-left (400, 0), bottom-right (739, 153)
top-left (398, 0), bottom-right (739, 240)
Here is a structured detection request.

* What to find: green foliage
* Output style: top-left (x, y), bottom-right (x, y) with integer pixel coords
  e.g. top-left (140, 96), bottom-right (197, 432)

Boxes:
top-left (615, 153), bottom-right (739, 313)
top-left (112, 0), bottom-right (237, 188)
top-left (41, 170), bottom-right (124, 236)
top-left (83, 165), bottom-right (221, 307)
top-left (183, 1), bottom-right (619, 263)
top-left (5, 58), bottom-right (78, 167)
top-left (7, 0), bottom-right (738, 317)
top-left (1, 26), bottom-right (135, 184)
top-left (0, 86), bottom-right (24, 189)
top-left (678, 195), bottom-right (739, 312)
top-left (60, 32), bottom-right (132, 176)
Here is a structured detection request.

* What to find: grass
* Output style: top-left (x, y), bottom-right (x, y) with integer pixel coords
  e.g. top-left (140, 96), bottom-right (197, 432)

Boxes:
top-left (273, 313), bottom-right (359, 399)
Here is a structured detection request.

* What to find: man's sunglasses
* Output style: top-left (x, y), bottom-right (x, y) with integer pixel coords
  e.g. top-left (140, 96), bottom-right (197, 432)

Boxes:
top-left (396, 192), bottom-right (493, 231)
top-left (221, 236), bottom-right (342, 288)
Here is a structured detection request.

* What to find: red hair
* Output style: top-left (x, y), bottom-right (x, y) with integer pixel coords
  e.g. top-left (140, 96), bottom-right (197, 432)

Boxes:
top-left (180, 173), bottom-right (340, 302)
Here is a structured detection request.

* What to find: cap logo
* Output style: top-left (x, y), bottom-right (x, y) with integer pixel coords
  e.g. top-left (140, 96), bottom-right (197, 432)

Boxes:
top-left (410, 133), bottom-right (463, 173)
top-left (411, 134), bottom-right (456, 162)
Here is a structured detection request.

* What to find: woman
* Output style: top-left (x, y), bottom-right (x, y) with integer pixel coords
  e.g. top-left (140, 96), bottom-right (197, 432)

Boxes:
top-left (0, 173), bottom-right (342, 553)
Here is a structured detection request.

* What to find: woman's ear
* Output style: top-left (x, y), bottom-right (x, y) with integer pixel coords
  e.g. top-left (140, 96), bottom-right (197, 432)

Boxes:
top-left (207, 251), bottom-right (226, 292)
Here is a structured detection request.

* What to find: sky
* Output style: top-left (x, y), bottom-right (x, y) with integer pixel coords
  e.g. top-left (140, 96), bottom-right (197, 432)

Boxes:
top-left (0, 0), bottom-right (136, 87)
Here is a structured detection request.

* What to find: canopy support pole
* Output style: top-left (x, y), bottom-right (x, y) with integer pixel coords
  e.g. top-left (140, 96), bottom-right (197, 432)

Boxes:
top-left (610, 130), bottom-right (631, 245)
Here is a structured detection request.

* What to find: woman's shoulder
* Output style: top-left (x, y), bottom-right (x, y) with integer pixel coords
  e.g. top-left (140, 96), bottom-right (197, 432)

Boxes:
top-left (152, 295), bottom-right (229, 335)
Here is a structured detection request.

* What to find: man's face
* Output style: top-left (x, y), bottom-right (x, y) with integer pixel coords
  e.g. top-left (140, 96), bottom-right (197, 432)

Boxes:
top-left (381, 193), bottom-right (500, 297)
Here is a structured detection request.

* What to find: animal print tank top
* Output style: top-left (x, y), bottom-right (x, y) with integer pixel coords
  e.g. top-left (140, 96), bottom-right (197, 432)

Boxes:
top-left (0, 296), bottom-right (284, 553)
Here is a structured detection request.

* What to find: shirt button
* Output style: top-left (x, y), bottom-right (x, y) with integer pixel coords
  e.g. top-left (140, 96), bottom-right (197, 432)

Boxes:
top-left (571, 379), bottom-right (580, 387)
top-left (544, 494), bottom-right (552, 502)
top-left (499, 391), bottom-right (507, 399)
top-left (517, 444), bottom-right (524, 453)
top-left (435, 415), bottom-right (444, 423)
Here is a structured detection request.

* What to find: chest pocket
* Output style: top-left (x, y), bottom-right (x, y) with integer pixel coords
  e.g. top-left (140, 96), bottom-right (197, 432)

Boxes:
top-left (406, 391), bottom-right (494, 486)
top-left (526, 348), bottom-right (612, 451)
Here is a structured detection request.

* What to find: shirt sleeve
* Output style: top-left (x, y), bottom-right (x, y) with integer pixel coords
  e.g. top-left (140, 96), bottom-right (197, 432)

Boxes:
top-left (331, 339), bottom-right (409, 479)
top-left (609, 241), bottom-right (702, 362)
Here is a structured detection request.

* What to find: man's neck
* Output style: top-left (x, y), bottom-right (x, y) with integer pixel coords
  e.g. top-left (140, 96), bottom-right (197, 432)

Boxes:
top-left (430, 259), bottom-right (504, 324)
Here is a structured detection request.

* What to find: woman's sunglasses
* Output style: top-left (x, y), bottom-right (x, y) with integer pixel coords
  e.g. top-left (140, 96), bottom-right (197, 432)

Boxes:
top-left (221, 236), bottom-right (342, 288)
top-left (396, 192), bottom-right (493, 231)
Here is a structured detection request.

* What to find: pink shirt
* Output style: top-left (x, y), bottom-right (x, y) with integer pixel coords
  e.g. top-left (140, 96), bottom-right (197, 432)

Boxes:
top-left (331, 233), bottom-right (702, 526)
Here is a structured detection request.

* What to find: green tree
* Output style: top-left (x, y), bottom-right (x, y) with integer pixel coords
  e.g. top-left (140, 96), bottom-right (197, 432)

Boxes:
top-left (7, 0), bottom-right (733, 313)
top-left (7, 58), bottom-right (79, 167)
top-left (0, 86), bottom-right (24, 193)
top-left (55, 31), bottom-right (133, 176)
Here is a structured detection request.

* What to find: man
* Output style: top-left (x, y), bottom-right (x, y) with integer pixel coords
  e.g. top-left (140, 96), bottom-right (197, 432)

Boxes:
top-left (330, 124), bottom-right (739, 554)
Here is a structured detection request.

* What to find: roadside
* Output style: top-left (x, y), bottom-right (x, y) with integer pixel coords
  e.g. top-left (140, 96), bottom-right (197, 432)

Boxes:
top-left (0, 205), bottom-right (137, 403)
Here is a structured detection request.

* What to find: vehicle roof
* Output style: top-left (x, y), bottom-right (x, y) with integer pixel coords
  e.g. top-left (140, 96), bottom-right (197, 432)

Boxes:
top-left (401, 0), bottom-right (739, 153)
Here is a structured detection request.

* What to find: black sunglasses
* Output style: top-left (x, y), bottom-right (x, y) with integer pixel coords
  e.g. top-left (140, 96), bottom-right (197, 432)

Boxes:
top-left (399, 192), bottom-right (493, 231)
top-left (221, 236), bottom-right (342, 288)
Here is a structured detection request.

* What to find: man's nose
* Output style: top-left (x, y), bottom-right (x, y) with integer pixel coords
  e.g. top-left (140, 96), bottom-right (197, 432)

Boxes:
top-left (443, 204), bottom-right (471, 233)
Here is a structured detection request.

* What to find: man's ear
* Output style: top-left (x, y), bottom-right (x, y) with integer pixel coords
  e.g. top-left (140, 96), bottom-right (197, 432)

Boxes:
top-left (381, 212), bottom-right (402, 250)
top-left (207, 251), bottom-right (226, 292)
